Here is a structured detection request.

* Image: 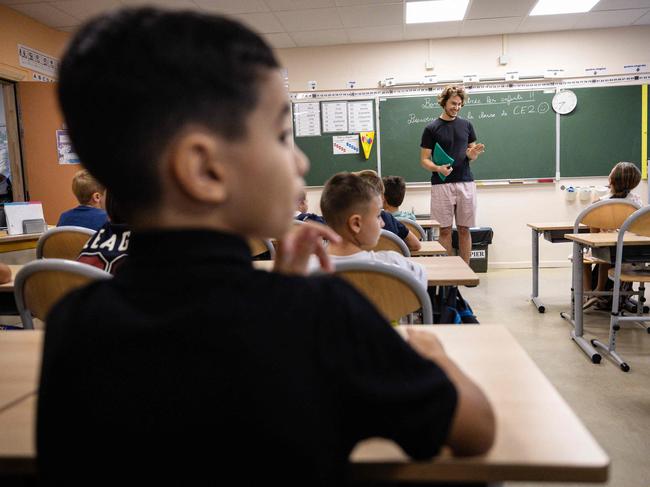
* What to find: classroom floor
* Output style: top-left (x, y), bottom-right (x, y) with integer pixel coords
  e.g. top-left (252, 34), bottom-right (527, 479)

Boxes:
top-left (462, 267), bottom-right (650, 487)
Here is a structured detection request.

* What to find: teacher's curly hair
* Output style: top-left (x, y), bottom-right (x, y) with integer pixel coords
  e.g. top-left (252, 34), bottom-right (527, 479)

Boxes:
top-left (438, 85), bottom-right (467, 108)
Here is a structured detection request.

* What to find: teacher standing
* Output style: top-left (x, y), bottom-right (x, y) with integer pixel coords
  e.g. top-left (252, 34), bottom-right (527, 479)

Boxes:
top-left (420, 85), bottom-right (484, 264)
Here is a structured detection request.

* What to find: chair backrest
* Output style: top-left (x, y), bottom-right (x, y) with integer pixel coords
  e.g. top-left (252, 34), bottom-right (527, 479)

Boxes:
top-left (613, 205), bottom-right (650, 266)
top-left (37, 226), bottom-right (96, 260)
top-left (608, 205), bottom-right (650, 310)
top-left (397, 218), bottom-right (426, 240)
top-left (371, 230), bottom-right (411, 257)
top-left (623, 206), bottom-right (650, 238)
top-left (247, 238), bottom-right (276, 259)
top-left (573, 199), bottom-right (640, 233)
top-left (334, 260), bottom-right (433, 323)
top-left (14, 259), bottom-right (112, 329)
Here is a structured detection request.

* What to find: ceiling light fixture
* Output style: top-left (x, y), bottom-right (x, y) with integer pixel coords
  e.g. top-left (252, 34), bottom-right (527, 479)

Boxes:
top-left (530, 0), bottom-right (600, 16)
top-left (405, 0), bottom-right (470, 24)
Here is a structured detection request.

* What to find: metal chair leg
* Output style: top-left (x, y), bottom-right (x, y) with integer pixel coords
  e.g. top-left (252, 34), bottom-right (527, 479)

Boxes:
top-left (592, 313), bottom-right (630, 372)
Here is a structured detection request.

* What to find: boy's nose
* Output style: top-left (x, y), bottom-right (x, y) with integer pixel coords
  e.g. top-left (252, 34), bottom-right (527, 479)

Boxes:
top-left (294, 146), bottom-right (309, 177)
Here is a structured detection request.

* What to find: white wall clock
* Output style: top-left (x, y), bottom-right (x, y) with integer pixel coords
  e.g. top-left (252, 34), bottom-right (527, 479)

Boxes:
top-left (552, 90), bottom-right (577, 115)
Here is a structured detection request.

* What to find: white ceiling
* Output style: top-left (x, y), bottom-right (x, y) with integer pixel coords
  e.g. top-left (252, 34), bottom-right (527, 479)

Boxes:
top-left (2, 0), bottom-right (650, 48)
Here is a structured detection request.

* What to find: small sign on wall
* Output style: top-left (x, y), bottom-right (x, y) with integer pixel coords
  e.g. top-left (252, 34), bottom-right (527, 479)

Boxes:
top-left (56, 130), bottom-right (81, 165)
top-left (585, 67), bottom-right (607, 76)
top-left (32, 73), bottom-right (56, 82)
top-left (544, 69), bottom-right (565, 78)
top-left (18, 44), bottom-right (58, 78)
top-left (332, 135), bottom-right (359, 155)
top-left (623, 63), bottom-right (648, 73)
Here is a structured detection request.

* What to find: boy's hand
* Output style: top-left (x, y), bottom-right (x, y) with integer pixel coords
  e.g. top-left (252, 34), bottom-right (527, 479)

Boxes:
top-left (274, 222), bottom-right (341, 276)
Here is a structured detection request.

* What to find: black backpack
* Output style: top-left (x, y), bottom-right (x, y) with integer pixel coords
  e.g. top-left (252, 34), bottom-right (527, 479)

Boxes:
top-left (433, 286), bottom-right (479, 324)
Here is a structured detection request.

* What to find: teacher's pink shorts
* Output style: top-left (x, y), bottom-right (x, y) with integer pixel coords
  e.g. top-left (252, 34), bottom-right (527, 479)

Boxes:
top-left (430, 181), bottom-right (477, 228)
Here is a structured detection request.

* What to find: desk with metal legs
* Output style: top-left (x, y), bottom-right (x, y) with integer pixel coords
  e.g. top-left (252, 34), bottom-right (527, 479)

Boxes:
top-left (415, 219), bottom-right (440, 241)
top-left (526, 223), bottom-right (588, 313)
top-left (563, 232), bottom-right (650, 362)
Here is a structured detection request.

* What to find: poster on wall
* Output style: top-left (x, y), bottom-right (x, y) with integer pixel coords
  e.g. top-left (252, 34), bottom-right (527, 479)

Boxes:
top-left (332, 135), bottom-right (359, 155)
top-left (322, 101), bottom-right (348, 133)
top-left (348, 101), bottom-right (374, 132)
top-left (294, 102), bottom-right (321, 137)
top-left (56, 130), bottom-right (81, 165)
top-left (18, 44), bottom-right (59, 78)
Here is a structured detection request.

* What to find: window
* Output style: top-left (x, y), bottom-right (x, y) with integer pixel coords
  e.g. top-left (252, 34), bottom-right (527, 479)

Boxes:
top-left (0, 80), bottom-right (25, 202)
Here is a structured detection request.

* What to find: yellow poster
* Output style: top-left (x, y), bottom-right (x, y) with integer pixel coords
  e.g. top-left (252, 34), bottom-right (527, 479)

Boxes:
top-left (360, 131), bottom-right (375, 160)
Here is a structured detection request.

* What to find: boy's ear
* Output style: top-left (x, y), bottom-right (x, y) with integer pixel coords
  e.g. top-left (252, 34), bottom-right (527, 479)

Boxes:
top-left (168, 131), bottom-right (228, 204)
top-left (347, 213), bottom-right (362, 234)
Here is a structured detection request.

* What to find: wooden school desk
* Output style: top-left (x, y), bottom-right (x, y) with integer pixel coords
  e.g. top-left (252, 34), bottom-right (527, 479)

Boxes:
top-left (410, 256), bottom-right (479, 287)
top-left (563, 232), bottom-right (650, 362)
top-left (415, 219), bottom-right (440, 241)
top-left (253, 256), bottom-right (478, 287)
top-left (0, 330), bottom-right (42, 412)
top-left (0, 326), bottom-right (609, 484)
top-left (526, 222), bottom-right (589, 313)
top-left (410, 240), bottom-right (446, 257)
top-left (0, 230), bottom-right (47, 254)
top-left (6, 258), bottom-right (474, 294)
top-left (351, 325), bottom-right (609, 484)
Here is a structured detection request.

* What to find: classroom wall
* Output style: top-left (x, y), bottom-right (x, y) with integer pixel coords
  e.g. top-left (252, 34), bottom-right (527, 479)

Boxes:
top-left (18, 82), bottom-right (78, 224)
top-left (0, 5), bottom-right (69, 81)
top-left (279, 26), bottom-right (650, 268)
top-left (276, 26), bottom-right (650, 91)
top-left (0, 7), bottom-right (72, 222)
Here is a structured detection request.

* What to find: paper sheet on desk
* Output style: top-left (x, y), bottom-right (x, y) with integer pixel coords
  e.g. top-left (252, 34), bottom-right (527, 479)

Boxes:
top-left (433, 143), bottom-right (454, 182)
top-left (4, 202), bottom-right (44, 235)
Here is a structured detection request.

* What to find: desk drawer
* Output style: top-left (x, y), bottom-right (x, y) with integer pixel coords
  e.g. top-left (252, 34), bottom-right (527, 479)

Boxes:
top-left (544, 227), bottom-right (589, 243)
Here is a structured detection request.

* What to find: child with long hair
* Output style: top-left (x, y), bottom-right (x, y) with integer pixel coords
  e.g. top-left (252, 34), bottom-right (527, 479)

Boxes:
top-left (584, 162), bottom-right (642, 310)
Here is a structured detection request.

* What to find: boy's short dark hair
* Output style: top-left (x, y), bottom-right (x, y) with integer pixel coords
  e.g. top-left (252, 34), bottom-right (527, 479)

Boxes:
top-left (72, 169), bottom-right (104, 205)
top-left (321, 172), bottom-right (380, 229)
top-left (58, 8), bottom-right (279, 219)
top-left (104, 191), bottom-right (126, 224)
top-left (382, 175), bottom-right (406, 207)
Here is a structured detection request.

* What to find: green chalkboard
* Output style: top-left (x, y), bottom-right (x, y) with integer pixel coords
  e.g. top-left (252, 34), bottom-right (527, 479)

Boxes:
top-left (293, 100), bottom-right (377, 187)
top-left (379, 90), bottom-right (556, 183)
top-left (560, 85), bottom-right (642, 177)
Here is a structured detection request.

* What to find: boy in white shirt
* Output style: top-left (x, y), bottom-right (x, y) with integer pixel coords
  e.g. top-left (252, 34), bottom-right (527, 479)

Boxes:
top-left (320, 172), bottom-right (427, 288)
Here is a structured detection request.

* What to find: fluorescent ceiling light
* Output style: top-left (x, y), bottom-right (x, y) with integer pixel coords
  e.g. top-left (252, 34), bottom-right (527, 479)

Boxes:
top-left (405, 0), bottom-right (469, 24)
top-left (530, 0), bottom-right (600, 16)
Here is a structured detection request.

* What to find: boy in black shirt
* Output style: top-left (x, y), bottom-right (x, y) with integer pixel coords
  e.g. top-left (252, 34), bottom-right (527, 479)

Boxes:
top-left (38, 8), bottom-right (495, 486)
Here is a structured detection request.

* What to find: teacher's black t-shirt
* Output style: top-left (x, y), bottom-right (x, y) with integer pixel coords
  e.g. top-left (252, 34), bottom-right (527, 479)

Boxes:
top-left (420, 117), bottom-right (477, 185)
